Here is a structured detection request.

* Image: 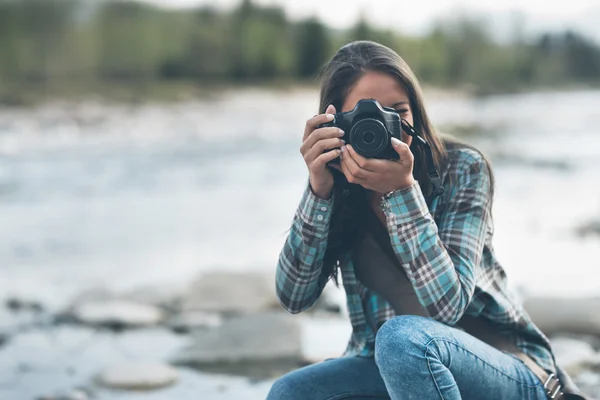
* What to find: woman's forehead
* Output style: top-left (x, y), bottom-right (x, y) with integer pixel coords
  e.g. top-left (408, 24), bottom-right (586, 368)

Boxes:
top-left (343, 71), bottom-right (409, 110)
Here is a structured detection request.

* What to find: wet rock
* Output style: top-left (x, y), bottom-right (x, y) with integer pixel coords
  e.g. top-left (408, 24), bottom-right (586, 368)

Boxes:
top-left (69, 288), bottom-right (114, 305)
top-left (121, 284), bottom-right (183, 311)
top-left (524, 297), bottom-right (600, 336)
top-left (182, 272), bottom-right (278, 316)
top-left (167, 310), bottom-right (222, 334)
top-left (37, 389), bottom-right (90, 400)
top-left (0, 332), bottom-right (9, 347)
top-left (550, 337), bottom-right (600, 375)
top-left (70, 300), bottom-right (163, 330)
top-left (576, 220), bottom-right (600, 238)
top-left (5, 297), bottom-right (45, 313)
top-left (573, 369), bottom-right (600, 399)
top-left (96, 362), bottom-right (178, 390)
top-left (172, 312), bottom-right (304, 378)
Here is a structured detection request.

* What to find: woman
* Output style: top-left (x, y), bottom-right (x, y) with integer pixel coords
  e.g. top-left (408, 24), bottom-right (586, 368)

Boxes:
top-left (267, 41), bottom-right (587, 400)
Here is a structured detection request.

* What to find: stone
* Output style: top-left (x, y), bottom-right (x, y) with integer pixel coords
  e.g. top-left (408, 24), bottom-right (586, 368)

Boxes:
top-left (120, 284), bottom-right (183, 311)
top-left (96, 362), bottom-right (178, 390)
top-left (5, 297), bottom-right (44, 313)
top-left (69, 288), bottom-right (114, 305)
top-left (172, 312), bottom-right (304, 378)
top-left (576, 220), bottom-right (600, 237)
top-left (524, 297), bottom-right (600, 336)
top-left (167, 310), bottom-right (222, 334)
top-left (550, 337), bottom-right (600, 375)
top-left (71, 300), bottom-right (163, 329)
top-left (182, 272), bottom-right (278, 315)
top-left (37, 389), bottom-right (90, 400)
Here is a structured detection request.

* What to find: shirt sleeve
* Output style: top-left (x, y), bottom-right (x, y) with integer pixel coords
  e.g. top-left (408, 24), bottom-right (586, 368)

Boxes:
top-left (275, 182), bottom-right (335, 314)
top-left (382, 154), bottom-right (492, 325)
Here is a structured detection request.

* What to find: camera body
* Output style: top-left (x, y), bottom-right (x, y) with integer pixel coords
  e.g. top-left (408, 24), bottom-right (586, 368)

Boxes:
top-left (320, 99), bottom-right (402, 160)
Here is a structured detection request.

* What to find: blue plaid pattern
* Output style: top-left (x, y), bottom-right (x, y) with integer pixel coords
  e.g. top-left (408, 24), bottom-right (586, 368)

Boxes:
top-left (276, 147), bottom-right (558, 374)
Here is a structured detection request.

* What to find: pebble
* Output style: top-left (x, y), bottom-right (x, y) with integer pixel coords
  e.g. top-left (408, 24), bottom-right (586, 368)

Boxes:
top-left (71, 300), bottom-right (163, 329)
top-left (97, 362), bottom-right (178, 390)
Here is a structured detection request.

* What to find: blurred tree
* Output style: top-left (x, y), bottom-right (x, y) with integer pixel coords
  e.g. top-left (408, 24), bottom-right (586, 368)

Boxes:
top-left (295, 17), bottom-right (330, 79)
top-left (95, 1), bottom-right (170, 80)
top-left (562, 31), bottom-right (600, 81)
top-left (0, 0), bottom-right (600, 98)
top-left (0, 0), bottom-right (78, 83)
top-left (349, 13), bottom-right (374, 42)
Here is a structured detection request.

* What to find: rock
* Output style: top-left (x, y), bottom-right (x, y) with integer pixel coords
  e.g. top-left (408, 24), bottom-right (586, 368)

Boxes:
top-left (121, 284), bottom-right (183, 311)
top-left (5, 297), bottom-right (45, 313)
top-left (550, 337), bottom-right (600, 375)
top-left (576, 220), bottom-right (600, 238)
top-left (573, 369), bottom-right (600, 399)
top-left (524, 297), bottom-right (600, 336)
top-left (167, 310), bottom-right (222, 334)
top-left (71, 300), bottom-right (163, 329)
top-left (0, 333), bottom-right (9, 347)
top-left (172, 312), bottom-right (304, 378)
top-left (69, 287), bottom-right (114, 305)
top-left (96, 362), bottom-right (178, 390)
top-left (182, 272), bottom-right (278, 315)
top-left (37, 388), bottom-right (90, 400)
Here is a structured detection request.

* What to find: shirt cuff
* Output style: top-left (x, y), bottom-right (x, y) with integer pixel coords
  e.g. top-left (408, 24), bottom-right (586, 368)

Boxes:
top-left (381, 181), bottom-right (429, 224)
top-left (296, 182), bottom-right (335, 230)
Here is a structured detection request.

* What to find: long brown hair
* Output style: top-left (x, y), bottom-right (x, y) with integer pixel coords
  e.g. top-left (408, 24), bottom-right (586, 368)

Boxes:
top-left (319, 40), bottom-right (449, 281)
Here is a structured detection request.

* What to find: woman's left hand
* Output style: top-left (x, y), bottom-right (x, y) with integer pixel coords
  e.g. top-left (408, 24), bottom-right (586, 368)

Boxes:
top-left (331, 137), bottom-right (415, 193)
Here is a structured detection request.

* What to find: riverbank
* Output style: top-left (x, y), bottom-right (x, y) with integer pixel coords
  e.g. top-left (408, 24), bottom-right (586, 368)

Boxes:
top-left (2, 79), bottom-right (600, 108)
top-left (1, 272), bottom-right (599, 400)
top-left (1, 87), bottom-right (599, 399)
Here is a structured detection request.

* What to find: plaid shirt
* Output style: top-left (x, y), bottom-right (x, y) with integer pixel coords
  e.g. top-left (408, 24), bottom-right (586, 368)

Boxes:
top-left (276, 146), bottom-right (558, 375)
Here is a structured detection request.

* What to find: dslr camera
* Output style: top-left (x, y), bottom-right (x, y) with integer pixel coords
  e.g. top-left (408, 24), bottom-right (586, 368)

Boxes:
top-left (320, 98), bottom-right (445, 196)
top-left (320, 98), bottom-right (402, 160)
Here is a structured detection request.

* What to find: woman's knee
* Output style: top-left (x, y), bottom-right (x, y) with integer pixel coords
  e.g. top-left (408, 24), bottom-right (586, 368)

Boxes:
top-left (266, 372), bottom-right (302, 400)
top-left (374, 315), bottom-right (444, 369)
top-left (266, 368), bottom-right (316, 400)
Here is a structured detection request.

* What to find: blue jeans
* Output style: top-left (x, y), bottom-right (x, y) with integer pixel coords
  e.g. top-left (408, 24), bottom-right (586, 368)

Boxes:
top-left (267, 315), bottom-right (549, 399)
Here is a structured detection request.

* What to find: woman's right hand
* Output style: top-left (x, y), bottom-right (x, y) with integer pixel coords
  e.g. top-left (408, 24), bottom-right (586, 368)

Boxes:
top-left (300, 104), bottom-right (345, 200)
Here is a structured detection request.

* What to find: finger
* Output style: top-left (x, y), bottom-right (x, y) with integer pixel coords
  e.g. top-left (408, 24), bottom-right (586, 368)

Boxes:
top-left (303, 137), bottom-right (345, 164)
top-left (345, 144), bottom-right (382, 172)
top-left (301, 127), bottom-right (344, 155)
top-left (313, 148), bottom-right (342, 169)
top-left (340, 153), bottom-right (368, 185)
top-left (328, 163), bottom-right (342, 172)
top-left (391, 137), bottom-right (414, 162)
top-left (303, 105), bottom-right (337, 141)
top-left (341, 146), bottom-right (372, 181)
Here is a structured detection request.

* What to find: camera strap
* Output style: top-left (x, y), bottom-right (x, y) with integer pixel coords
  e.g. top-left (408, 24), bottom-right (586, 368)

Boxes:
top-left (401, 119), bottom-right (444, 197)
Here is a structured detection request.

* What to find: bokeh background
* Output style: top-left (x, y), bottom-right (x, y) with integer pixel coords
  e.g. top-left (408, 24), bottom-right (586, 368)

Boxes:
top-left (1, 0), bottom-right (600, 399)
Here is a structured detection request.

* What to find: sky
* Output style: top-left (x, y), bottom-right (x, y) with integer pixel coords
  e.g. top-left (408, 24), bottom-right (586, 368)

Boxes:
top-left (141, 0), bottom-right (600, 42)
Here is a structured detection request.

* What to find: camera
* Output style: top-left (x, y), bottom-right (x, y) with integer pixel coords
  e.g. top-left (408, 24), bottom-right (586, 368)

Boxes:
top-left (320, 98), bottom-right (445, 197)
top-left (320, 98), bottom-right (402, 160)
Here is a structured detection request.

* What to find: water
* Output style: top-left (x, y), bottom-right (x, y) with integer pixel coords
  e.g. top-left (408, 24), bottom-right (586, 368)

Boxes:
top-left (0, 88), bottom-right (599, 309)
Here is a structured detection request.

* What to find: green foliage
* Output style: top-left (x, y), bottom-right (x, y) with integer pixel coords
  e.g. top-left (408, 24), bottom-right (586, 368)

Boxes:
top-left (1, 0), bottom-right (600, 97)
top-left (295, 17), bottom-right (330, 79)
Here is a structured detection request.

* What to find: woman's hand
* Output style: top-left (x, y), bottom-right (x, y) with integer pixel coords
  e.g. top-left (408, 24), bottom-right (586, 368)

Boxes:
top-left (331, 137), bottom-right (415, 194)
top-left (300, 104), bottom-right (345, 199)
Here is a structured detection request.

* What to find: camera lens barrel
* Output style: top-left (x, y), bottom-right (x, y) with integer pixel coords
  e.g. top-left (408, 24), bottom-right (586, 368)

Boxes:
top-left (349, 118), bottom-right (389, 157)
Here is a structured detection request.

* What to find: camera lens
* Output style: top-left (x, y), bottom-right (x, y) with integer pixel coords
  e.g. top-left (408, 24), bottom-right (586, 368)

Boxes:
top-left (349, 118), bottom-right (388, 157)
top-left (362, 131), bottom-right (375, 144)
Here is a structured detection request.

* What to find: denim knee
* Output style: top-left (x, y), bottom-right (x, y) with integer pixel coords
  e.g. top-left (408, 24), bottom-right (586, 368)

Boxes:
top-left (374, 315), bottom-right (441, 370)
top-left (266, 372), bottom-right (304, 400)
